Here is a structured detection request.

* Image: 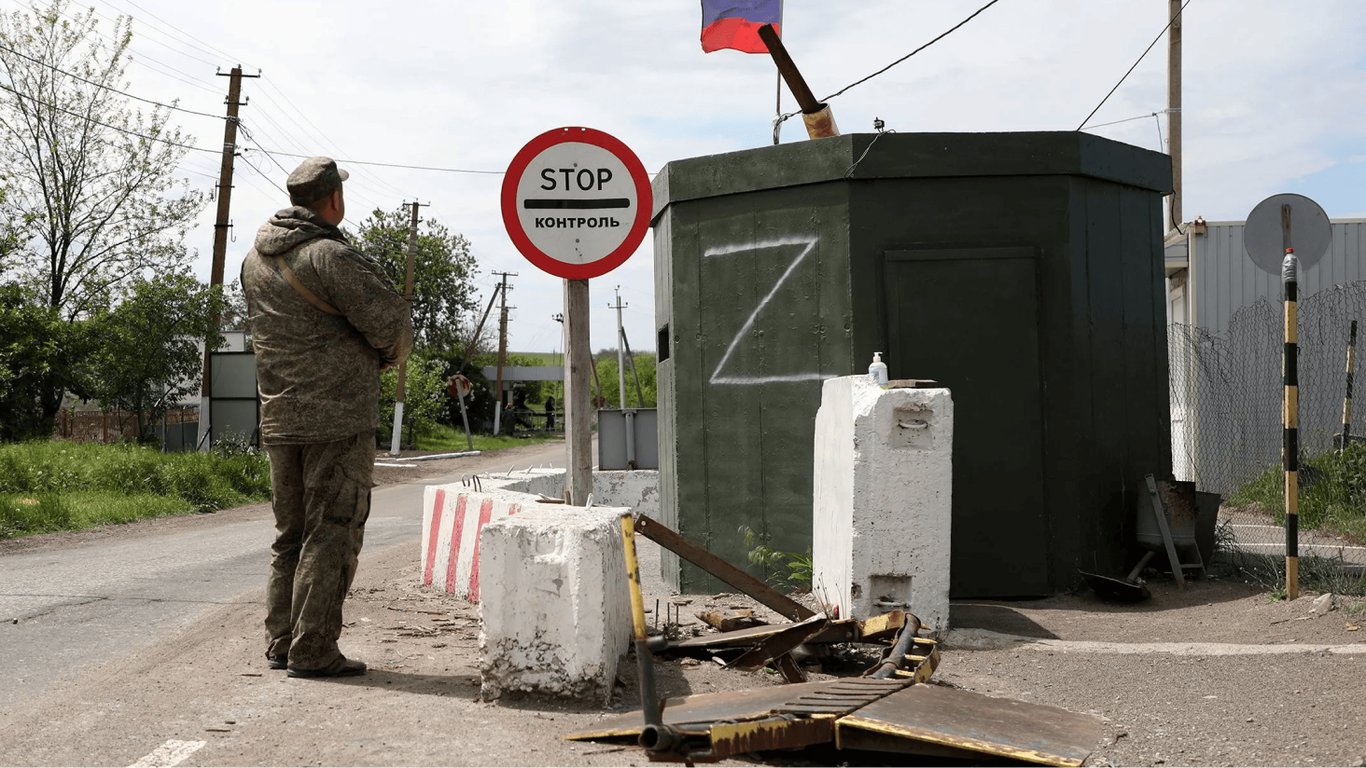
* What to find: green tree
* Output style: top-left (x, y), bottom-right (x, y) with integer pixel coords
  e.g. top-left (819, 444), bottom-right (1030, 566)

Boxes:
top-left (82, 274), bottom-right (221, 443)
top-left (0, 0), bottom-right (206, 431)
top-left (594, 351), bottom-right (657, 408)
top-left (0, 282), bottom-right (87, 440)
top-left (379, 351), bottom-right (448, 448)
top-left (352, 207), bottom-right (479, 355)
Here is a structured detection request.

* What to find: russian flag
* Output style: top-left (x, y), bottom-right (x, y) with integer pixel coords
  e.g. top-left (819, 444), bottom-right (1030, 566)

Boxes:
top-left (701, 0), bottom-right (782, 54)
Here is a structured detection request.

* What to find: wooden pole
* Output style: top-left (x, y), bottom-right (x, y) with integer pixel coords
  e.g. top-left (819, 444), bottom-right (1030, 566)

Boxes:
top-left (564, 279), bottom-right (593, 504)
top-left (389, 201), bottom-right (424, 455)
top-left (1283, 247), bottom-right (1300, 600)
top-left (1167, 0), bottom-right (1183, 232)
top-left (1343, 320), bottom-right (1357, 451)
top-left (199, 66), bottom-right (257, 450)
top-left (492, 271), bottom-right (515, 434)
top-left (757, 23), bottom-right (838, 139)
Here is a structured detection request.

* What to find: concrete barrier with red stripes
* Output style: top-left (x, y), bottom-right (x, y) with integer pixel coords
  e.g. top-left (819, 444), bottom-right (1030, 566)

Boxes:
top-left (423, 485), bottom-right (585, 602)
top-left (420, 469), bottom-right (659, 603)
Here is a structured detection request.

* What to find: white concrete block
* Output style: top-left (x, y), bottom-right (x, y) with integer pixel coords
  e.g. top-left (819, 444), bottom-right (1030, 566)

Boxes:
top-left (477, 506), bottom-right (632, 703)
top-left (593, 470), bottom-right (660, 518)
top-left (421, 471), bottom-right (660, 603)
top-left (812, 376), bottom-right (953, 630)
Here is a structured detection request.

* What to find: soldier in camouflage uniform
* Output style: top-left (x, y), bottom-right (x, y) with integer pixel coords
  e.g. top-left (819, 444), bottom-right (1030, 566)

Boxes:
top-left (241, 157), bottom-right (412, 678)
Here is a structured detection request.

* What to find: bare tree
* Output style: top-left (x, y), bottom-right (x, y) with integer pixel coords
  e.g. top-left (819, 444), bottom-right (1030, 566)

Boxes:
top-left (0, 0), bottom-right (206, 427)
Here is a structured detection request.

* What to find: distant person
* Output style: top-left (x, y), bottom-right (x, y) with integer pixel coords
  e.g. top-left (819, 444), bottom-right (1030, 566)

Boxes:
top-left (240, 156), bottom-right (412, 678)
top-left (545, 395), bottom-right (556, 430)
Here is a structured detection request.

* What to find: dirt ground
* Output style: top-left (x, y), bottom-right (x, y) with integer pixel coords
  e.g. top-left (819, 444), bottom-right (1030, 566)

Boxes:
top-left (7, 447), bottom-right (1366, 766)
top-left (211, 549), bottom-right (1365, 767)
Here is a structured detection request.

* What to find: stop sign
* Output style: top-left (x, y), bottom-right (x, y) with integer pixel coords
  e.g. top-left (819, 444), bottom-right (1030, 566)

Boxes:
top-left (500, 127), bottom-right (652, 280)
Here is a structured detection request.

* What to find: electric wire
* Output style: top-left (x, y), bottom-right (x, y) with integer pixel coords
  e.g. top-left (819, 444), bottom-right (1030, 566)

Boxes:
top-left (82, 0), bottom-right (221, 69)
top-left (253, 148), bottom-right (504, 175)
top-left (109, 0), bottom-right (255, 70)
top-left (1080, 110), bottom-right (1173, 131)
top-left (0, 0), bottom-right (220, 94)
top-left (1076, 0), bottom-right (1192, 131)
top-left (776, 0), bottom-right (1005, 126)
top-left (0, 78), bottom-right (219, 154)
top-left (237, 151), bottom-right (287, 197)
top-left (0, 40), bottom-right (225, 120)
top-left (823, 0), bottom-right (1004, 103)
top-left (254, 79), bottom-right (414, 200)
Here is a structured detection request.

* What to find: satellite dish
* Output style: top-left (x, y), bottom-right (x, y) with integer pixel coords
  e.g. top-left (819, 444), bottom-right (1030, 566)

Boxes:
top-left (1244, 193), bottom-right (1331, 275)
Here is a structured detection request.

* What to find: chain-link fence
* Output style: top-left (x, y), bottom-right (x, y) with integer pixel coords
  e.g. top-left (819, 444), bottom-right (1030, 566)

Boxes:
top-left (1169, 282), bottom-right (1366, 569)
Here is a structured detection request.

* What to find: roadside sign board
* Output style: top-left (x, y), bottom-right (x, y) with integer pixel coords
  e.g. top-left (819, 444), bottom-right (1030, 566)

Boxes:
top-left (501, 127), bottom-right (652, 280)
top-left (1244, 193), bottom-right (1332, 275)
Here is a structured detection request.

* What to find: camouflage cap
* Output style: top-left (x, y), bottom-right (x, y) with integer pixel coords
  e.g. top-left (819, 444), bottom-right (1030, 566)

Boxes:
top-left (286, 156), bottom-right (349, 204)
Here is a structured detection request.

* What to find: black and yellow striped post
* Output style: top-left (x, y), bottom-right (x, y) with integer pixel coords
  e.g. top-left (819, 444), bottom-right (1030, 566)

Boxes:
top-left (1283, 249), bottom-right (1300, 600)
top-left (1343, 320), bottom-right (1358, 451)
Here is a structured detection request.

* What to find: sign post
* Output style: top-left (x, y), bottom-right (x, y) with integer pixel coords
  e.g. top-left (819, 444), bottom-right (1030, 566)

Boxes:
top-left (1245, 192), bottom-right (1332, 602)
top-left (501, 127), bottom-right (652, 504)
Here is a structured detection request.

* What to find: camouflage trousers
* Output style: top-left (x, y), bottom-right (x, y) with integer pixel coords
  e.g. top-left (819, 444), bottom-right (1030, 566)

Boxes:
top-left (264, 431), bottom-right (374, 669)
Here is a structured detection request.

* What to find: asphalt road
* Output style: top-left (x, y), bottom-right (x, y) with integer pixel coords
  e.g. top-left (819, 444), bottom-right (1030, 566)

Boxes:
top-left (0, 441), bottom-right (567, 729)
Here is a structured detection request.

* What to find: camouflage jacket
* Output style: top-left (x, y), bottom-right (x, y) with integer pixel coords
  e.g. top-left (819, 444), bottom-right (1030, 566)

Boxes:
top-left (241, 206), bottom-right (412, 444)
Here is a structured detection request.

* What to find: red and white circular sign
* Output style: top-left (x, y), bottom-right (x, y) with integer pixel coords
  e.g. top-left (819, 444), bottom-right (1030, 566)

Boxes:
top-left (500, 127), bottom-right (652, 280)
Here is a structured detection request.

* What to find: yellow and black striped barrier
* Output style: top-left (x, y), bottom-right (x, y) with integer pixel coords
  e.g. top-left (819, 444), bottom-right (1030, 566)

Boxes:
top-left (1343, 320), bottom-right (1358, 451)
top-left (1283, 249), bottom-right (1300, 600)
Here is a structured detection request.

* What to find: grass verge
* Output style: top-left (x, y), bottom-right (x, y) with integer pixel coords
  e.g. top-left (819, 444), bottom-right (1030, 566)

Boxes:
top-left (415, 423), bottom-right (561, 453)
top-left (1227, 442), bottom-right (1366, 544)
top-left (0, 441), bottom-right (271, 540)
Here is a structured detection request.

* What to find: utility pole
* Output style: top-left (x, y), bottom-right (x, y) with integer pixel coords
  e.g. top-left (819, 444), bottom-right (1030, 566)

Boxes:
top-left (389, 200), bottom-right (426, 456)
top-left (492, 271), bottom-right (517, 435)
top-left (610, 286), bottom-right (628, 408)
top-left (1167, 0), bottom-right (1183, 232)
top-left (198, 65), bottom-right (258, 451)
top-left (564, 279), bottom-right (593, 502)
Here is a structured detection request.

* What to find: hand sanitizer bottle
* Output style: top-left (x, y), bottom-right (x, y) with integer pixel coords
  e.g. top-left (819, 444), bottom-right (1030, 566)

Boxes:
top-left (868, 351), bottom-right (888, 386)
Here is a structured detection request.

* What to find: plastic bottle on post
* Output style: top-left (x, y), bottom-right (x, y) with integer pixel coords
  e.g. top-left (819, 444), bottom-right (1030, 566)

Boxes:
top-left (868, 352), bottom-right (888, 387)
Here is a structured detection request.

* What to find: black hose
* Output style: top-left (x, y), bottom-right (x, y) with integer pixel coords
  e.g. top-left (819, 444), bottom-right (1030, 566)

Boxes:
top-left (868, 612), bottom-right (921, 679)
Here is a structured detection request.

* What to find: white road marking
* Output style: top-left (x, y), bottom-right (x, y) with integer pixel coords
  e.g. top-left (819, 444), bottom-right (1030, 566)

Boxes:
top-left (127, 739), bottom-right (206, 768)
top-left (948, 628), bottom-right (1366, 656)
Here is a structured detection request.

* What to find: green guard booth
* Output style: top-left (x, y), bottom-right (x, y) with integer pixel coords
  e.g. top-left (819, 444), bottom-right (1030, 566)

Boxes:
top-left (651, 131), bottom-right (1174, 598)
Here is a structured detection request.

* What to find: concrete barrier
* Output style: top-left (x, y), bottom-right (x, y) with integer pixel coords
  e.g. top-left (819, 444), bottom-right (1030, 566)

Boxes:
top-left (477, 506), bottom-right (631, 702)
top-left (812, 376), bottom-right (953, 630)
top-left (419, 470), bottom-right (654, 702)
top-left (420, 470), bottom-right (658, 601)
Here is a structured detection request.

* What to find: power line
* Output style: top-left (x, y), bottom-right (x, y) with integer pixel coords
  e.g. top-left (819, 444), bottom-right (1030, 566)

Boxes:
top-left (824, 0), bottom-right (1004, 103)
top-left (0, 40), bottom-right (225, 120)
top-left (112, 0), bottom-right (255, 70)
top-left (126, 51), bottom-right (219, 93)
top-left (254, 79), bottom-right (412, 200)
top-left (237, 151), bottom-right (286, 197)
top-left (776, 0), bottom-right (1005, 127)
top-left (0, 79), bottom-right (219, 154)
top-left (83, 0), bottom-right (221, 69)
top-left (0, 0), bottom-right (220, 94)
top-left (1076, 0), bottom-right (1192, 131)
top-left (254, 148), bottom-right (503, 175)
top-left (242, 102), bottom-right (313, 155)
top-left (1080, 109), bottom-right (1174, 132)
top-left (237, 122), bottom-right (291, 174)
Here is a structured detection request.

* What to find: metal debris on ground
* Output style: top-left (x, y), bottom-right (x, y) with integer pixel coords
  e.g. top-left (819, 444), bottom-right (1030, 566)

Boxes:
top-left (570, 512), bottom-right (1106, 765)
top-left (568, 673), bottom-right (1103, 765)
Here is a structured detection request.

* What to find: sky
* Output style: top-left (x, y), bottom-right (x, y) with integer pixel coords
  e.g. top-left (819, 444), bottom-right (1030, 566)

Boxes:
top-left (13, 0), bottom-right (1364, 354)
